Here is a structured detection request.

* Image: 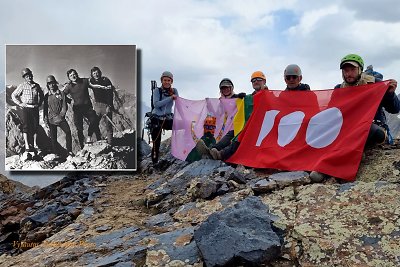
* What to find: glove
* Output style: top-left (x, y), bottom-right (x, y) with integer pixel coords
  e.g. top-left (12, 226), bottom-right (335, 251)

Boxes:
top-left (237, 92), bottom-right (246, 99)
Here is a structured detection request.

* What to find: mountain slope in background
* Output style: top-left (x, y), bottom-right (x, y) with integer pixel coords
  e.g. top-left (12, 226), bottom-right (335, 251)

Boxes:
top-left (386, 93), bottom-right (400, 138)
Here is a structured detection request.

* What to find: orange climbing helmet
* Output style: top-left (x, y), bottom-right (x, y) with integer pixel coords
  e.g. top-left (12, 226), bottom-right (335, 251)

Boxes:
top-left (203, 115), bottom-right (217, 135)
top-left (250, 71), bottom-right (266, 81)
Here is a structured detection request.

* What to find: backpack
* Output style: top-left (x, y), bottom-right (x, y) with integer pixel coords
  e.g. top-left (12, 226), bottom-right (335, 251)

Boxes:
top-left (143, 81), bottom-right (162, 141)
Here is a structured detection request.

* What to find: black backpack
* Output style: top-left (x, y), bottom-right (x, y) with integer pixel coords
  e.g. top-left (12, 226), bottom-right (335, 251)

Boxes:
top-left (143, 81), bottom-right (162, 141)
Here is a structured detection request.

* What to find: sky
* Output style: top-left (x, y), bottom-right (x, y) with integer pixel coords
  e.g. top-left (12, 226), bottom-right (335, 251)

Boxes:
top-left (1, 0), bottom-right (400, 186)
top-left (6, 45), bottom-right (136, 94)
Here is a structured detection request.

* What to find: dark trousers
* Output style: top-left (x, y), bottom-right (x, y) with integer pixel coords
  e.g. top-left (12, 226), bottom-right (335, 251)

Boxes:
top-left (21, 107), bottom-right (39, 134)
top-left (366, 123), bottom-right (386, 146)
top-left (49, 120), bottom-right (72, 153)
top-left (94, 102), bottom-right (113, 144)
top-left (73, 104), bottom-right (101, 148)
top-left (221, 140), bottom-right (240, 161)
top-left (212, 130), bottom-right (234, 151)
top-left (151, 118), bottom-right (173, 163)
top-left (21, 107), bottom-right (39, 149)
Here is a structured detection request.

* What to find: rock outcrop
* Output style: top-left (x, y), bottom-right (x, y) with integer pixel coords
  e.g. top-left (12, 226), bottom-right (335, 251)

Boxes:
top-left (5, 130), bottom-right (136, 170)
top-left (0, 139), bottom-right (399, 266)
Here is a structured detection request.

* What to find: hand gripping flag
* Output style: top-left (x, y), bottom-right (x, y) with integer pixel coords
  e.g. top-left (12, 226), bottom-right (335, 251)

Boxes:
top-left (172, 97), bottom-right (237, 161)
top-left (227, 81), bottom-right (390, 181)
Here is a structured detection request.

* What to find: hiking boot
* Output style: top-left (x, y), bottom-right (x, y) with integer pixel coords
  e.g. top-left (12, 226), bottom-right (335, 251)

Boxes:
top-left (309, 171), bottom-right (328, 183)
top-left (195, 139), bottom-right (210, 156)
top-left (209, 148), bottom-right (222, 160)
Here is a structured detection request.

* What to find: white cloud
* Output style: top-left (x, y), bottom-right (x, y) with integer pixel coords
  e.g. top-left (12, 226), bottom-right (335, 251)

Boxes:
top-left (341, 0), bottom-right (400, 23)
top-left (287, 5), bottom-right (339, 36)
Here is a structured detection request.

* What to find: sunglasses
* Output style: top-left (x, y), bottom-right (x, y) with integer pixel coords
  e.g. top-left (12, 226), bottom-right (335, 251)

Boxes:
top-left (251, 78), bottom-right (264, 83)
top-left (204, 125), bottom-right (216, 130)
top-left (285, 75), bottom-right (299, 80)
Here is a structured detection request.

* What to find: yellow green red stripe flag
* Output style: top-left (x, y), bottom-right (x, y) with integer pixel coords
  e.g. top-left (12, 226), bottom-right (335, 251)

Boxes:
top-left (233, 94), bottom-right (254, 136)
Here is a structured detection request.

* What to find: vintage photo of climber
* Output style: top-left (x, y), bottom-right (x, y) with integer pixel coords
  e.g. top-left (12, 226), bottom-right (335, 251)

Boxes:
top-left (5, 45), bottom-right (137, 171)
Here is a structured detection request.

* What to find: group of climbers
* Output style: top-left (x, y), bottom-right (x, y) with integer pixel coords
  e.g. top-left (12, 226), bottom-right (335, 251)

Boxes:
top-left (148, 54), bottom-right (400, 182)
top-left (12, 67), bottom-right (116, 159)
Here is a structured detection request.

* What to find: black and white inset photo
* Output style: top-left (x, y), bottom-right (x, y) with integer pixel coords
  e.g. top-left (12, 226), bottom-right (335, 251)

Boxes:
top-left (5, 45), bottom-right (137, 171)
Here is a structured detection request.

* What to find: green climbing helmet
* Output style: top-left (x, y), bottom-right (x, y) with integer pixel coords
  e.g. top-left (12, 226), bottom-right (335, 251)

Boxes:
top-left (340, 54), bottom-right (364, 70)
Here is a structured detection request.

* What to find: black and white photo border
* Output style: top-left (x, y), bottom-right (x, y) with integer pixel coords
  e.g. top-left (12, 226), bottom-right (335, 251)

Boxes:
top-left (5, 44), bottom-right (137, 171)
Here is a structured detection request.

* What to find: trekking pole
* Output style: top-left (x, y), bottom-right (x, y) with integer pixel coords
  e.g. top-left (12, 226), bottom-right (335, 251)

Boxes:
top-left (150, 80), bottom-right (157, 110)
top-left (144, 80), bottom-right (158, 143)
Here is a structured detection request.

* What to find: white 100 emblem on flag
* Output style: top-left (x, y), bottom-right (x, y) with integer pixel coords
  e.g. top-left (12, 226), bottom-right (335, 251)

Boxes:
top-left (256, 107), bottom-right (343, 148)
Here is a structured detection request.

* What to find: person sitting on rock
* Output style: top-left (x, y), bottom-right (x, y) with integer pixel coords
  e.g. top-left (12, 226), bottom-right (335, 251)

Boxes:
top-left (151, 71), bottom-right (179, 164)
top-left (187, 115), bottom-right (217, 162)
top-left (310, 54), bottom-right (399, 182)
top-left (43, 75), bottom-right (73, 157)
top-left (62, 69), bottom-right (101, 149)
top-left (89, 66), bottom-right (115, 145)
top-left (11, 67), bottom-right (44, 155)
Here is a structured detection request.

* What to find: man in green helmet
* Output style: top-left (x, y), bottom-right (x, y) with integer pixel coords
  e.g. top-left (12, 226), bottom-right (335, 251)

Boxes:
top-left (310, 54), bottom-right (400, 182)
top-left (336, 54), bottom-right (399, 145)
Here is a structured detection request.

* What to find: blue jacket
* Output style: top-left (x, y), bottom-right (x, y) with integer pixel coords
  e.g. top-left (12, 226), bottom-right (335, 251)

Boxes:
top-left (365, 69), bottom-right (383, 80)
top-left (152, 87), bottom-right (179, 117)
top-left (335, 79), bottom-right (400, 125)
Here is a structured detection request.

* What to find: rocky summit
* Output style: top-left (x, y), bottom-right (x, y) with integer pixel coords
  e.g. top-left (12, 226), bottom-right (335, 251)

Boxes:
top-left (5, 130), bottom-right (136, 170)
top-left (0, 139), bottom-right (399, 266)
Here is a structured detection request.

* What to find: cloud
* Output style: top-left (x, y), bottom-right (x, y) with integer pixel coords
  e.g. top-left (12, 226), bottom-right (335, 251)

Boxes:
top-left (341, 0), bottom-right (400, 23)
top-left (287, 5), bottom-right (339, 36)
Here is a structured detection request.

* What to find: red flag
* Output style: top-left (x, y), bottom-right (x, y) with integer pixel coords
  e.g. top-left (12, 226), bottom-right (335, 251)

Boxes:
top-left (227, 81), bottom-right (389, 181)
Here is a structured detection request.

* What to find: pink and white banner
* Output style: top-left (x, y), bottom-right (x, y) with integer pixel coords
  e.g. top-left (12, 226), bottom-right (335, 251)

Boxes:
top-left (171, 97), bottom-right (237, 161)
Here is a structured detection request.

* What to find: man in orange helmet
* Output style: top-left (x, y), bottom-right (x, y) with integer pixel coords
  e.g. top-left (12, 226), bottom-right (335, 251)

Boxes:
top-left (250, 71), bottom-right (269, 95)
